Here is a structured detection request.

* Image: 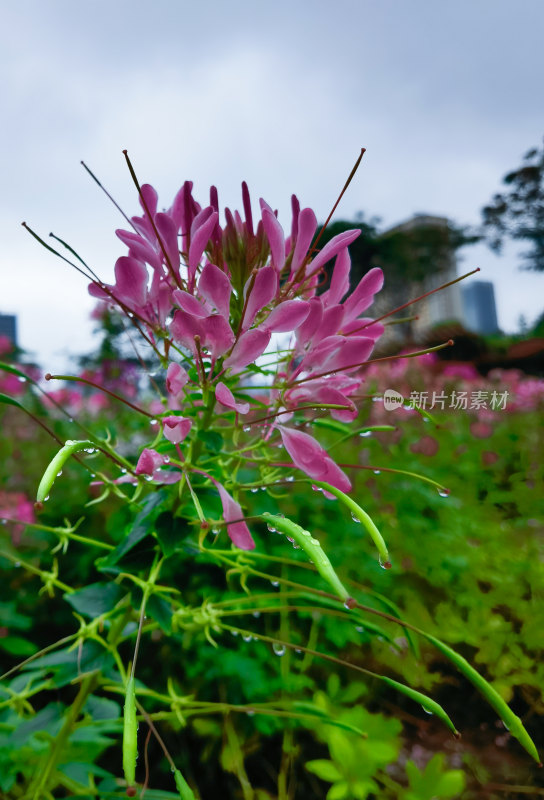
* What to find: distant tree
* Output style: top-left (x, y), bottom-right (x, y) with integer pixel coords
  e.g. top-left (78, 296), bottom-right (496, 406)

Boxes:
top-left (316, 214), bottom-right (476, 292)
top-left (481, 138), bottom-right (544, 271)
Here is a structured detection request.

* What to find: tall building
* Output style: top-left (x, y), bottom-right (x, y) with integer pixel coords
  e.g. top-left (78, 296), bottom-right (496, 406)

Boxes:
top-left (0, 313), bottom-right (17, 345)
top-left (372, 215), bottom-right (464, 344)
top-left (461, 281), bottom-right (499, 335)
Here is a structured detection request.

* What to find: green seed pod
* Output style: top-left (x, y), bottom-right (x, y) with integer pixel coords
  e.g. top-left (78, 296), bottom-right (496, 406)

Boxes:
top-left (174, 768), bottom-right (196, 800)
top-left (123, 675), bottom-right (138, 790)
top-left (36, 440), bottom-right (96, 505)
top-left (310, 480), bottom-right (391, 568)
top-left (425, 633), bottom-right (540, 764)
top-left (261, 513), bottom-right (350, 601)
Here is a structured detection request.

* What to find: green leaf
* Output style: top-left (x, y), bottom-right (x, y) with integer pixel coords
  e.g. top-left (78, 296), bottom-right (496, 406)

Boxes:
top-left (66, 582), bottom-right (125, 617)
top-left (155, 511), bottom-right (190, 557)
top-left (197, 430), bottom-right (223, 453)
top-left (147, 594), bottom-right (173, 632)
top-left (0, 635), bottom-right (38, 656)
top-left (97, 491), bottom-right (168, 572)
top-left (305, 759), bottom-right (343, 782)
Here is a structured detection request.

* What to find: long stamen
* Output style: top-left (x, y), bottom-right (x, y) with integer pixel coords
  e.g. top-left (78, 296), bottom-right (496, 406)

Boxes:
top-left (352, 268), bottom-right (481, 335)
top-left (122, 149), bottom-right (183, 290)
top-left (81, 160), bottom-right (137, 231)
top-left (309, 147), bottom-right (366, 258)
top-left (288, 340), bottom-right (455, 387)
top-left (45, 373), bottom-right (154, 418)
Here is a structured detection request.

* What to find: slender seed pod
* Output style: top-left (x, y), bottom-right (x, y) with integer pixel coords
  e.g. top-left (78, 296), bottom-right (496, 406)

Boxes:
top-left (310, 480), bottom-right (391, 568)
top-left (261, 512), bottom-right (350, 601)
top-left (123, 675), bottom-right (138, 791)
top-left (174, 768), bottom-right (197, 800)
top-left (424, 634), bottom-right (540, 764)
top-left (36, 439), bottom-right (96, 505)
top-left (379, 676), bottom-right (459, 736)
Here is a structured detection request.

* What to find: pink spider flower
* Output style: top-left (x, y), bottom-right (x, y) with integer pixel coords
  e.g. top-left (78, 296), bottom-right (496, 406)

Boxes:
top-left (279, 426), bottom-right (351, 493)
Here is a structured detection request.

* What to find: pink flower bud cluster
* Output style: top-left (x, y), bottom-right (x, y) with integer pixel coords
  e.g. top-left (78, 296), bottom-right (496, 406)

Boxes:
top-left (90, 181), bottom-right (385, 549)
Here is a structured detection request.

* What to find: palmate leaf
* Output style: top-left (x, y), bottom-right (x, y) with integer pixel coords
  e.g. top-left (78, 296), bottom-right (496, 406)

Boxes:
top-left (264, 511), bottom-right (540, 761)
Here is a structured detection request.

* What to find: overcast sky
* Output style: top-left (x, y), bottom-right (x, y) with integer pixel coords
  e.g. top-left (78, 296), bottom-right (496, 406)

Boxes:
top-left (2, 0), bottom-right (543, 372)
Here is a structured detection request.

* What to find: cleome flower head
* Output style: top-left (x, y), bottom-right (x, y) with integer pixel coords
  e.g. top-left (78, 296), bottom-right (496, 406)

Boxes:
top-left (88, 177), bottom-right (384, 548)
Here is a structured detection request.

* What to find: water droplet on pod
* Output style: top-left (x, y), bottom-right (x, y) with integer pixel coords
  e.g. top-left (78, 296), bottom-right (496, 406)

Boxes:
top-left (378, 556), bottom-right (392, 570)
top-left (437, 488), bottom-right (450, 498)
top-left (350, 512), bottom-right (361, 524)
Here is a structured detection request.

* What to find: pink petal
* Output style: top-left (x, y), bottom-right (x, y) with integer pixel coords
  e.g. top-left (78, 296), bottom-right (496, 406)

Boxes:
top-left (198, 263), bottom-right (232, 318)
top-left (202, 314), bottom-right (235, 359)
top-left (242, 267), bottom-right (278, 329)
top-left (188, 210), bottom-right (218, 277)
top-left (155, 212), bottom-right (180, 272)
top-left (319, 304), bottom-right (345, 340)
top-left (173, 289), bottom-right (209, 317)
top-left (223, 329), bottom-right (271, 371)
top-left (241, 181), bottom-right (254, 237)
top-left (341, 318), bottom-right (384, 340)
top-left (114, 256), bottom-right (148, 308)
top-left (290, 208), bottom-right (317, 277)
top-left (216, 483), bottom-right (255, 550)
top-left (135, 448), bottom-right (167, 475)
top-left (261, 204), bottom-right (285, 272)
top-left (322, 248), bottom-right (351, 306)
top-left (342, 267), bottom-right (384, 322)
top-left (166, 363), bottom-right (189, 396)
top-left (170, 310), bottom-right (203, 354)
top-left (216, 381), bottom-right (250, 415)
top-left (295, 297), bottom-right (324, 346)
top-left (88, 282), bottom-right (111, 300)
top-left (279, 427), bottom-right (351, 493)
top-left (116, 229), bottom-right (162, 270)
top-left (307, 230), bottom-right (360, 275)
top-left (162, 415), bottom-right (192, 444)
top-left (321, 336), bottom-right (375, 374)
top-left (262, 300), bottom-right (310, 332)
top-left (139, 184), bottom-right (159, 218)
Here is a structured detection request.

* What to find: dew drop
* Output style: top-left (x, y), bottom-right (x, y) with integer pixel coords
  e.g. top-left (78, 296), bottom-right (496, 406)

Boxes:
top-left (378, 556), bottom-right (392, 570)
top-left (373, 469), bottom-right (381, 475)
top-left (286, 476), bottom-right (294, 482)
top-left (250, 488), bottom-right (259, 493)
top-left (270, 580), bottom-right (279, 587)
top-left (252, 611), bottom-right (261, 618)
top-left (163, 456), bottom-right (170, 463)
top-left (211, 528), bottom-right (220, 536)
top-left (421, 706), bottom-right (434, 715)
top-left (359, 430), bottom-right (372, 438)
top-left (309, 537), bottom-right (320, 545)
top-left (246, 709), bottom-right (255, 716)
top-left (120, 468), bottom-right (127, 474)
top-left (272, 642), bottom-right (285, 656)
top-left (351, 512), bottom-right (361, 524)
top-left (44, 495), bottom-right (50, 502)
top-left (267, 525), bottom-right (277, 533)
top-left (311, 484), bottom-right (322, 493)
top-left (150, 419), bottom-right (159, 426)
top-left (230, 630), bottom-right (239, 637)
top-left (437, 488), bottom-right (450, 498)
top-left (17, 376), bottom-right (27, 383)
top-left (355, 626), bottom-right (364, 633)
top-left (242, 634), bottom-right (252, 642)
top-left (243, 426), bottom-right (251, 433)
top-left (286, 536), bottom-right (294, 543)
top-left (344, 597), bottom-right (357, 610)
top-left (56, 470), bottom-right (63, 477)
top-left (15, 561), bottom-right (21, 567)
top-left (0, 519), bottom-right (6, 525)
